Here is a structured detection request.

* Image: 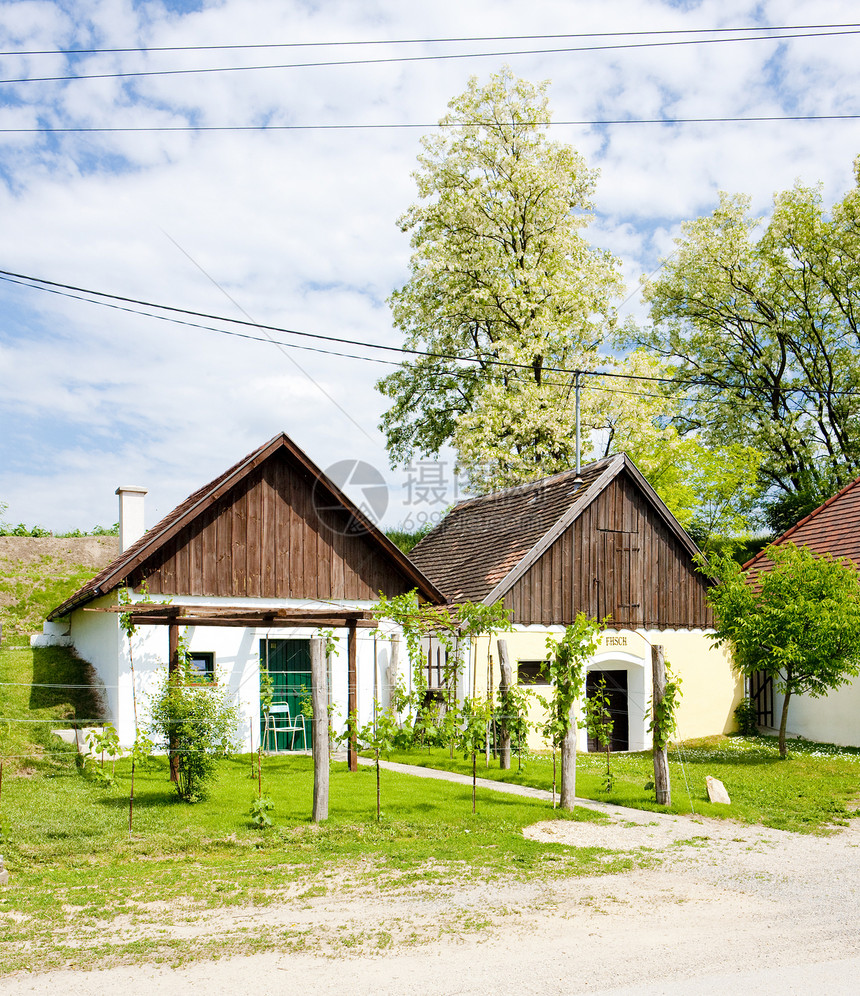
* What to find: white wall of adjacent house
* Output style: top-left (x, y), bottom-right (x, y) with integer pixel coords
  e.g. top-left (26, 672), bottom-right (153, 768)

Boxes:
top-left (771, 680), bottom-right (860, 748)
top-left (55, 594), bottom-right (398, 749)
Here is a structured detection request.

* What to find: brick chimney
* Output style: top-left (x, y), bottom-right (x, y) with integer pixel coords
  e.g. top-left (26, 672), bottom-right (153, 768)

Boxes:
top-left (116, 486), bottom-right (147, 553)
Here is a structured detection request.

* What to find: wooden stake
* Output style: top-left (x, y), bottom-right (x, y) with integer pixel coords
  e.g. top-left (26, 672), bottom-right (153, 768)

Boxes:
top-left (168, 623), bottom-right (179, 783)
top-left (497, 639), bottom-right (513, 770)
top-left (310, 638), bottom-right (329, 822)
top-left (559, 700), bottom-right (577, 811)
top-left (651, 644), bottom-right (671, 806)
top-left (129, 758), bottom-right (135, 835)
top-left (472, 752), bottom-right (476, 813)
top-left (347, 621), bottom-right (358, 772)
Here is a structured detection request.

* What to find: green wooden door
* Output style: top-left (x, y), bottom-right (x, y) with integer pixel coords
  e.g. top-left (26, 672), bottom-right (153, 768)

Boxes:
top-left (260, 639), bottom-right (311, 751)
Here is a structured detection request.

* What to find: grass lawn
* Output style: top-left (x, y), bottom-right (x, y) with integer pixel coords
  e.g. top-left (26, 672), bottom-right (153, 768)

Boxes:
top-left (381, 737), bottom-right (860, 834)
top-left (0, 752), bottom-right (628, 974)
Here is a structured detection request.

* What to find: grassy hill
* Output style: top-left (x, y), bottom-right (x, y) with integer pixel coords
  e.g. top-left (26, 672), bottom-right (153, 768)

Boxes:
top-left (0, 537), bottom-right (114, 766)
top-left (0, 535), bottom-right (116, 644)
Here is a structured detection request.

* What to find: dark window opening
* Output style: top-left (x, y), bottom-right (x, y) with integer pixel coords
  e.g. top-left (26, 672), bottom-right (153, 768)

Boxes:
top-left (188, 651), bottom-right (215, 683)
top-left (518, 660), bottom-right (549, 685)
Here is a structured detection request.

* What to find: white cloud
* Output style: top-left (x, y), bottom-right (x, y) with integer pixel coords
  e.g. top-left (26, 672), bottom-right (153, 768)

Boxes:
top-left (1, 0), bottom-right (859, 530)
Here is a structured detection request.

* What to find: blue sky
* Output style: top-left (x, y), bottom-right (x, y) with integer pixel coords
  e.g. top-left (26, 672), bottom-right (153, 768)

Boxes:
top-left (1, 0), bottom-right (859, 533)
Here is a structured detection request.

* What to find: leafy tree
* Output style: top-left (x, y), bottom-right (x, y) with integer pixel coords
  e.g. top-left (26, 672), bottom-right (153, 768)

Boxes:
top-left (543, 615), bottom-right (605, 809)
top-left (378, 68), bottom-right (623, 488)
top-left (702, 542), bottom-right (860, 758)
top-left (148, 660), bottom-right (239, 802)
top-left (629, 159), bottom-right (860, 507)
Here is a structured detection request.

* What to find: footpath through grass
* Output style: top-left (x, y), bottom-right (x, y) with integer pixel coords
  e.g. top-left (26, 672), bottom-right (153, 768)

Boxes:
top-left (381, 736), bottom-right (860, 834)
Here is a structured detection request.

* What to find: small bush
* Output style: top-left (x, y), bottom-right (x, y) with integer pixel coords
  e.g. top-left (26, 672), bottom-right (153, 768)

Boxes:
top-left (148, 662), bottom-right (239, 802)
top-left (734, 697), bottom-right (759, 736)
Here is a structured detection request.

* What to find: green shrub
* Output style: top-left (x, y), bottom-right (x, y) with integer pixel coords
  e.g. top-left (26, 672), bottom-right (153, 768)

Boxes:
top-left (147, 662), bottom-right (239, 802)
top-left (734, 696), bottom-right (759, 736)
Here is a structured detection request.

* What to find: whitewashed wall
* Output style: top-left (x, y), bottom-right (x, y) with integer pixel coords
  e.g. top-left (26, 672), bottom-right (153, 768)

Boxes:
top-left (772, 680), bottom-right (860, 747)
top-left (61, 594), bottom-right (400, 749)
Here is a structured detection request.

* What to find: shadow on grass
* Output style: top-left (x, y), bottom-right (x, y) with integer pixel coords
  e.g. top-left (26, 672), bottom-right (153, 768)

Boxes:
top-left (28, 646), bottom-right (105, 721)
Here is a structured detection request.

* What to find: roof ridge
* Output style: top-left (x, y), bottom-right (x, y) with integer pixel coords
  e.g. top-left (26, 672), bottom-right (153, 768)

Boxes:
top-left (744, 472), bottom-right (860, 570)
top-left (449, 453), bottom-right (619, 511)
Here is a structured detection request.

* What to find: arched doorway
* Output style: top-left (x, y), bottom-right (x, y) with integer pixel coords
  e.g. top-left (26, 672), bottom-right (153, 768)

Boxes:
top-left (586, 669), bottom-right (629, 752)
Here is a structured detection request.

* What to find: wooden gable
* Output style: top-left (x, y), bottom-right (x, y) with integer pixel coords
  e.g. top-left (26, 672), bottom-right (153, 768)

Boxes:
top-left (504, 470), bottom-right (713, 629)
top-left (126, 451), bottom-right (420, 601)
top-left (48, 432), bottom-right (443, 620)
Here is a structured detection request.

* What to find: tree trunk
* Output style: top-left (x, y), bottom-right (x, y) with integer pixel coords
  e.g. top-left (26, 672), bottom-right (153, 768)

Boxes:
top-left (651, 644), bottom-right (671, 806)
top-left (778, 685), bottom-right (792, 759)
top-left (559, 701), bottom-right (577, 810)
top-left (310, 638), bottom-right (329, 822)
top-left (497, 639), bottom-right (513, 770)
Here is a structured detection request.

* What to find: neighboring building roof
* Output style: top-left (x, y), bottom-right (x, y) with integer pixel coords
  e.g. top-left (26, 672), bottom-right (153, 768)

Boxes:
top-left (410, 452), bottom-right (700, 607)
top-left (744, 475), bottom-right (860, 580)
top-left (49, 432), bottom-right (444, 619)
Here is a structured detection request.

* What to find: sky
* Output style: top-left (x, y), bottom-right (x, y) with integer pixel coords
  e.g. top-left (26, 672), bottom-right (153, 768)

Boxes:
top-left (1, 0), bottom-right (859, 535)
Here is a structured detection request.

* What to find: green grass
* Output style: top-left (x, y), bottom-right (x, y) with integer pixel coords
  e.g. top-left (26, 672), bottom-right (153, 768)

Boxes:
top-left (0, 644), bottom-right (106, 765)
top-left (0, 754), bottom-right (627, 974)
top-left (0, 555), bottom-right (97, 642)
top-left (380, 737), bottom-right (860, 834)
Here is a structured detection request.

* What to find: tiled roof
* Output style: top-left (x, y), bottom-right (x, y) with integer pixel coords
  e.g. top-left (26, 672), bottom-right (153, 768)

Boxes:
top-left (49, 432), bottom-right (444, 619)
top-left (744, 475), bottom-right (860, 580)
top-left (410, 456), bottom-right (618, 603)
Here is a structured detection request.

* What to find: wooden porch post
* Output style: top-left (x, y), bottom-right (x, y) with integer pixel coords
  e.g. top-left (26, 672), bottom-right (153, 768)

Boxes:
top-left (347, 619), bottom-right (358, 772)
top-left (310, 638), bottom-right (329, 821)
top-left (168, 622), bottom-right (180, 782)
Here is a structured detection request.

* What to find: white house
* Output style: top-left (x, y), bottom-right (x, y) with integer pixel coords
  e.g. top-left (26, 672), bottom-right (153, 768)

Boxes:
top-left (37, 432), bottom-right (444, 763)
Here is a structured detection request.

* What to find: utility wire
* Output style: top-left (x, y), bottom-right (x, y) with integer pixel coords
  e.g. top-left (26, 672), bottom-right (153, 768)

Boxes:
top-left (5, 268), bottom-right (859, 405)
top-left (0, 267), bottom-right (734, 388)
top-left (4, 113), bottom-right (860, 135)
top-left (5, 23), bottom-right (857, 57)
top-left (3, 28), bottom-right (859, 85)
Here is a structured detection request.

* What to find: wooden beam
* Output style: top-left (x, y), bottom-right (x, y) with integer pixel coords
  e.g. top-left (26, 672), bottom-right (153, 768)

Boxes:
top-left (347, 619), bottom-right (358, 772)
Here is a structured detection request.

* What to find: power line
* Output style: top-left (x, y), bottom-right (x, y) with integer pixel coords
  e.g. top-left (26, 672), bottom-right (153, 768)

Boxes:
top-left (4, 28), bottom-right (859, 85)
top-left (3, 113), bottom-right (860, 135)
top-left (4, 23), bottom-right (857, 57)
top-left (0, 267), bottom-right (649, 381)
top-left (5, 267), bottom-right (859, 405)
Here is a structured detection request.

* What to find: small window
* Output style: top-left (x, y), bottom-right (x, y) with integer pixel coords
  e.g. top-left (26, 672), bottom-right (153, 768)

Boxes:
top-left (518, 660), bottom-right (549, 685)
top-left (188, 651), bottom-right (215, 684)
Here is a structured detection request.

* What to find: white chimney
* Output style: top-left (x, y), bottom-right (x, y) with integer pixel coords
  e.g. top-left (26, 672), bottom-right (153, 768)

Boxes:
top-left (116, 486), bottom-right (147, 553)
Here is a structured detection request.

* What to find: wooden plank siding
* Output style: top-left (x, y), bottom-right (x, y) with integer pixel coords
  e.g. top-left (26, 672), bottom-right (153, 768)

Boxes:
top-left (132, 453), bottom-right (417, 601)
top-left (504, 473), bottom-right (713, 629)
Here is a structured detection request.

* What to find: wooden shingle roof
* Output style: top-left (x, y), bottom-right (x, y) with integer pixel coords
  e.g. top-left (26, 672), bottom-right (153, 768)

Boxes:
top-left (744, 475), bottom-right (860, 580)
top-left (49, 432), bottom-right (444, 619)
top-left (410, 453), bottom-right (699, 605)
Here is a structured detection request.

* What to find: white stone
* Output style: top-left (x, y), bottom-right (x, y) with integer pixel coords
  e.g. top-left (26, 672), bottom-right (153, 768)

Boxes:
top-left (706, 775), bottom-right (731, 804)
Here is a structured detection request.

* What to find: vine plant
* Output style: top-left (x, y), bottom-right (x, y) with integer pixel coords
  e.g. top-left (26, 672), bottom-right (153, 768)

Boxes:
top-left (648, 663), bottom-right (683, 751)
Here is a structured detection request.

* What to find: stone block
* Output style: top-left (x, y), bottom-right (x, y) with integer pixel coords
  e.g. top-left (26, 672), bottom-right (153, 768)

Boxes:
top-left (706, 775), bottom-right (731, 804)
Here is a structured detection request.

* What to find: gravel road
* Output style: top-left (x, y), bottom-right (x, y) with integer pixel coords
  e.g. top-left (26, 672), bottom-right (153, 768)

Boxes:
top-left (3, 766), bottom-right (859, 995)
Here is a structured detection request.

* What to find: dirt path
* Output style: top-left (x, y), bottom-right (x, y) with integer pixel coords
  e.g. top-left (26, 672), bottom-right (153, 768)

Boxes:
top-left (3, 769), bottom-right (860, 994)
